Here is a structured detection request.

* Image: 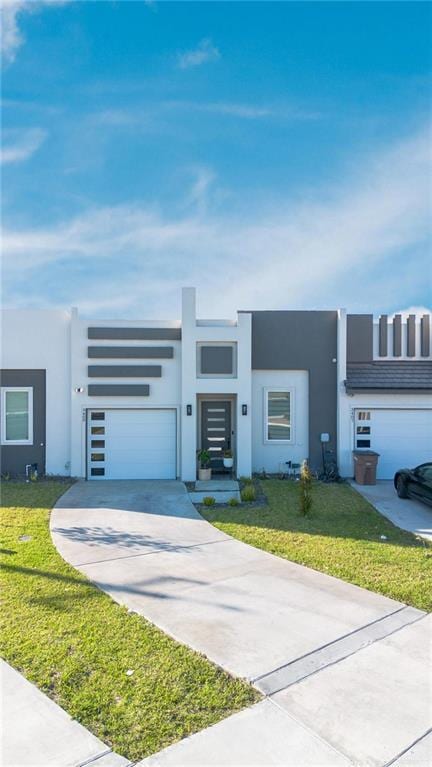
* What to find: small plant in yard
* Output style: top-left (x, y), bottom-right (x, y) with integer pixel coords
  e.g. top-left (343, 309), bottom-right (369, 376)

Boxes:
top-left (241, 484), bottom-right (256, 503)
top-left (202, 496), bottom-right (216, 506)
top-left (228, 497), bottom-right (239, 507)
top-left (299, 460), bottom-right (312, 516)
top-left (239, 476), bottom-right (253, 485)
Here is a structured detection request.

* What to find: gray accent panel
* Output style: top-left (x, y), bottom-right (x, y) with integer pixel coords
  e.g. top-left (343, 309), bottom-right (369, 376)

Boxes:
top-left (393, 314), bottom-right (402, 356)
top-left (421, 315), bottom-right (430, 357)
top-left (88, 327), bottom-right (181, 340)
top-left (200, 346), bottom-right (233, 375)
top-left (346, 315), bottom-right (373, 363)
top-left (88, 365), bottom-right (161, 378)
top-left (251, 311), bottom-right (337, 471)
top-left (379, 315), bottom-right (388, 357)
top-left (88, 346), bottom-right (173, 359)
top-left (0, 369), bottom-right (46, 476)
top-left (407, 315), bottom-right (416, 357)
top-left (88, 385), bottom-right (150, 396)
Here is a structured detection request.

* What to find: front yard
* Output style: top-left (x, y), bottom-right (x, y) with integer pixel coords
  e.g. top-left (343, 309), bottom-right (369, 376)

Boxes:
top-left (203, 479), bottom-right (432, 611)
top-left (0, 482), bottom-right (258, 762)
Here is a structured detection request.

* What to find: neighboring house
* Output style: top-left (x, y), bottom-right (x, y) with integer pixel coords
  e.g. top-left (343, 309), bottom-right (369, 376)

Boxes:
top-left (1, 288), bottom-right (431, 481)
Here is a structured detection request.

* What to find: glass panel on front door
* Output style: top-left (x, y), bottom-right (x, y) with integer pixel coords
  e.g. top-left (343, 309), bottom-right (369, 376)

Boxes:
top-left (201, 401), bottom-right (231, 471)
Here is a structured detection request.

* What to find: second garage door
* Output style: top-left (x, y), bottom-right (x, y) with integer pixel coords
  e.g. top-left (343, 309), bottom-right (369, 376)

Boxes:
top-left (88, 409), bottom-right (176, 480)
top-left (354, 408), bottom-right (432, 479)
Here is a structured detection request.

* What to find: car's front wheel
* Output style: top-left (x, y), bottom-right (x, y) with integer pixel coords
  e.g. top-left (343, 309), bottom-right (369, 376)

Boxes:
top-left (396, 475), bottom-right (408, 499)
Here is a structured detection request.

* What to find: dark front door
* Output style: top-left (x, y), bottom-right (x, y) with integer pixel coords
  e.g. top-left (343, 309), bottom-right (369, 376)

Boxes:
top-left (201, 401), bottom-right (232, 471)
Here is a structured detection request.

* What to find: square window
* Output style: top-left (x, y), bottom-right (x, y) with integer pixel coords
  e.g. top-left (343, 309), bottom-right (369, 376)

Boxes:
top-left (91, 468), bottom-right (105, 476)
top-left (91, 412), bottom-right (105, 420)
top-left (1, 387), bottom-right (33, 445)
top-left (265, 390), bottom-right (292, 442)
top-left (91, 426), bottom-right (105, 435)
top-left (197, 344), bottom-right (237, 378)
top-left (357, 426), bottom-right (371, 434)
top-left (91, 440), bottom-right (105, 448)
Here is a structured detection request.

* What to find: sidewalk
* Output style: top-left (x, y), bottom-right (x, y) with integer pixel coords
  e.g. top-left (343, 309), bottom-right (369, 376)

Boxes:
top-left (1, 660), bottom-right (129, 767)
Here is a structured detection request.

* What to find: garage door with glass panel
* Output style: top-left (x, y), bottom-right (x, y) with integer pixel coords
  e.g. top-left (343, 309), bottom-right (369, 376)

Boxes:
top-left (354, 408), bottom-right (432, 480)
top-left (88, 409), bottom-right (176, 480)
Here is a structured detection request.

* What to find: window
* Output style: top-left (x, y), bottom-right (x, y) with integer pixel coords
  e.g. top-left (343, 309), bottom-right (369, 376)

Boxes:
top-left (355, 410), bottom-right (371, 449)
top-left (197, 343), bottom-right (237, 378)
top-left (1, 388), bottom-right (33, 445)
top-left (91, 453), bottom-right (105, 462)
top-left (264, 389), bottom-right (293, 442)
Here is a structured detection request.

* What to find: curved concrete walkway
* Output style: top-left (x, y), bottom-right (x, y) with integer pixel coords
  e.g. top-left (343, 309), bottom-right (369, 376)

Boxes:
top-left (51, 481), bottom-right (431, 767)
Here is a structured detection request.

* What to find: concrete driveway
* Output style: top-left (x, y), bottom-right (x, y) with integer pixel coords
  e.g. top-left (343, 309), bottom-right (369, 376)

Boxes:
top-left (51, 480), bottom-right (431, 767)
top-left (352, 480), bottom-right (432, 541)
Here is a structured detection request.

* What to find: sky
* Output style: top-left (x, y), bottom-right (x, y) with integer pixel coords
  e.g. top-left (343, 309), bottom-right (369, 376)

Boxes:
top-left (1, 0), bottom-right (431, 319)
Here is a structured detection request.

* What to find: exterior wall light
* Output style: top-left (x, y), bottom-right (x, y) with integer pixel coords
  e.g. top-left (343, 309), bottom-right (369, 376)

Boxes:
top-left (186, 404), bottom-right (192, 416)
top-left (242, 404), bottom-right (248, 416)
top-left (74, 387), bottom-right (84, 393)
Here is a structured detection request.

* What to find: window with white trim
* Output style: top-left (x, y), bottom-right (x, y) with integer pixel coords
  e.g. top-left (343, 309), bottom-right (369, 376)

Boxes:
top-left (264, 388), bottom-right (293, 443)
top-left (1, 387), bottom-right (33, 445)
top-left (355, 410), bottom-right (371, 448)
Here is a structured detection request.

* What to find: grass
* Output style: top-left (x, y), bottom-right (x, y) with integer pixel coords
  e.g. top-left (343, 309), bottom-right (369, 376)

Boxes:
top-left (203, 479), bottom-right (432, 611)
top-left (0, 482), bottom-right (259, 761)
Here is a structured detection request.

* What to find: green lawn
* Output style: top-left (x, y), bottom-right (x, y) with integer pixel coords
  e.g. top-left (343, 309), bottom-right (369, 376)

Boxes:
top-left (0, 482), bottom-right (258, 761)
top-left (203, 480), bottom-right (432, 611)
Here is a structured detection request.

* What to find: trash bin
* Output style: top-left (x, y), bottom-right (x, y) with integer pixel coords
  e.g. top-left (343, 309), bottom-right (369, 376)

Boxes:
top-left (352, 450), bottom-right (380, 485)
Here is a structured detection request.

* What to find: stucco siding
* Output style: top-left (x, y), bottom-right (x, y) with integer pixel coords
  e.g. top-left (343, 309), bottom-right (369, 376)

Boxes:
top-left (252, 370), bottom-right (309, 473)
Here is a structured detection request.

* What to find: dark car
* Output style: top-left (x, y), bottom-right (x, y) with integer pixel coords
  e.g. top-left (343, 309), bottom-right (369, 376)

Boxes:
top-left (394, 463), bottom-right (432, 507)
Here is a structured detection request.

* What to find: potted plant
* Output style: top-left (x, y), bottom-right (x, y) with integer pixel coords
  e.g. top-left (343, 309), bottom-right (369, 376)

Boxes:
top-left (223, 449), bottom-right (234, 469)
top-left (197, 449), bottom-right (212, 481)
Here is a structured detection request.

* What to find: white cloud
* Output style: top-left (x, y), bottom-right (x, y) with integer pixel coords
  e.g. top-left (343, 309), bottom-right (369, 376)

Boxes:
top-left (389, 306), bottom-right (431, 318)
top-left (2, 128), bottom-right (430, 318)
top-left (1, 0), bottom-right (25, 63)
top-left (177, 38), bottom-right (220, 70)
top-left (184, 166), bottom-right (217, 214)
top-left (1, 0), bottom-right (68, 63)
top-left (1, 127), bottom-right (47, 164)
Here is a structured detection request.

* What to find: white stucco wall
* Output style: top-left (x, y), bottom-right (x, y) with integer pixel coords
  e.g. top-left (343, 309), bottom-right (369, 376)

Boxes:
top-left (70, 311), bottom-right (182, 477)
top-left (1, 309), bottom-right (71, 475)
top-left (180, 288), bottom-right (252, 480)
top-left (252, 370), bottom-right (309, 473)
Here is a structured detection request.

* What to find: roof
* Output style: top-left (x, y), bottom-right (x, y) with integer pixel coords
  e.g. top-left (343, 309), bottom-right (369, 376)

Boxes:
top-left (345, 361), bottom-right (432, 393)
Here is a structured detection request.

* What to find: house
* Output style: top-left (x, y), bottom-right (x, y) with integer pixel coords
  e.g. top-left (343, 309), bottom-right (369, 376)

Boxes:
top-left (1, 288), bottom-right (431, 481)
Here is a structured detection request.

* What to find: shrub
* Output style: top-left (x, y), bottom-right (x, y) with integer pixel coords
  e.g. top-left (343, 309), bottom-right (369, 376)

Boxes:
top-left (241, 484), bottom-right (256, 503)
top-left (228, 497), bottom-right (239, 507)
top-left (239, 476), bottom-right (253, 485)
top-left (202, 496), bottom-right (216, 506)
top-left (299, 460), bottom-right (313, 516)
top-left (197, 450), bottom-right (211, 468)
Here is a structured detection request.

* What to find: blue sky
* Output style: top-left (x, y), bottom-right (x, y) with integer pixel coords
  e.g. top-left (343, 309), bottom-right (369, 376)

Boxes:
top-left (2, 1), bottom-right (431, 319)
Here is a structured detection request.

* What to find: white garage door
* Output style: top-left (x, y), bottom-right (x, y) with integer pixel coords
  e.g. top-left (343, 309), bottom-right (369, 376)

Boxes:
top-left (88, 409), bottom-right (176, 480)
top-left (354, 408), bottom-right (432, 479)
